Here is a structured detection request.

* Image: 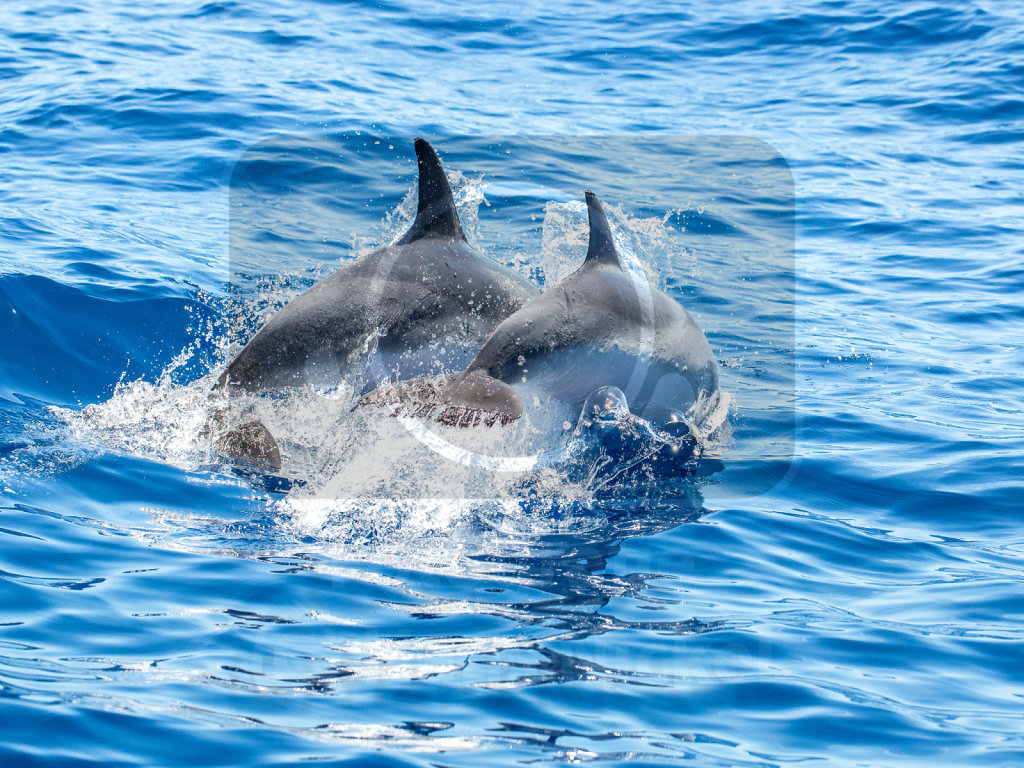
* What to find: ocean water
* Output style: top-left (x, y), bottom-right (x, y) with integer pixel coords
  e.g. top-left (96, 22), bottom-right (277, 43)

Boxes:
top-left (1, 1), bottom-right (1022, 766)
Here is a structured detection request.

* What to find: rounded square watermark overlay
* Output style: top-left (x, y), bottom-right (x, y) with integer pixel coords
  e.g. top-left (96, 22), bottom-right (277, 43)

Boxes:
top-left (226, 135), bottom-right (793, 503)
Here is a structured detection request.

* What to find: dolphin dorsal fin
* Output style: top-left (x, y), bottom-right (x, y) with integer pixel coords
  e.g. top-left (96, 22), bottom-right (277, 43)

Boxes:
top-left (397, 138), bottom-right (466, 244)
top-left (583, 191), bottom-right (621, 268)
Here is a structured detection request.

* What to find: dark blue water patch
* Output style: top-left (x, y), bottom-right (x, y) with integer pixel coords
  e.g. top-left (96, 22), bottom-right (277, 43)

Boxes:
top-left (0, 702), bottom-right (336, 768)
top-left (112, 87), bottom-right (226, 106)
top-left (874, 149), bottom-right (973, 169)
top-left (64, 146), bottom-right (238, 193)
top-left (101, 104), bottom-right (248, 141)
top-left (322, 77), bottom-right (381, 96)
top-left (799, 212), bottom-right (999, 246)
top-left (0, 214), bottom-right (54, 241)
top-left (406, 13), bottom-right (535, 42)
top-left (0, 128), bottom-right (31, 155)
top-left (17, 103), bottom-right (95, 130)
top-left (909, 97), bottom-right (1024, 126)
top-left (664, 207), bottom-right (740, 237)
top-left (228, 28), bottom-right (320, 47)
top-left (778, 455), bottom-right (1022, 535)
top-left (230, 140), bottom-right (354, 195)
top-left (873, 250), bottom-right (1009, 276)
top-left (103, 37), bottom-right (193, 58)
top-left (0, 274), bottom-right (221, 404)
top-left (63, 261), bottom-right (134, 284)
top-left (956, 129), bottom-right (1024, 146)
top-left (60, 456), bottom-right (246, 517)
top-left (17, 4), bottom-right (86, 18)
top-left (844, 6), bottom-right (994, 49)
top-left (182, 1), bottom-right (257, 20)
top-left (6, 30), bottom-right (69, 45)
top-left (696, 13), bottom-right (857, 54)
top-left (941, 301), bottom-right (1024, 326)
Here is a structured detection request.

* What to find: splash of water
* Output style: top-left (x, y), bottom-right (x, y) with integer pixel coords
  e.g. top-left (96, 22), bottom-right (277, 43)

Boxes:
top-left (54, 173), bottom-right (730, 559)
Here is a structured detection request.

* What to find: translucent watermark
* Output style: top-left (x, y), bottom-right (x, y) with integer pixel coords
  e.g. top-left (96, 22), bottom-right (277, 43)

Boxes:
top-left (227, 135), bottom-right (794, 502)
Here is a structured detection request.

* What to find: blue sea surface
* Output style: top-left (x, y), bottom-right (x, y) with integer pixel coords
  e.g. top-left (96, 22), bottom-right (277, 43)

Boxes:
top-left (2, 1), bottom-right (1023, 766)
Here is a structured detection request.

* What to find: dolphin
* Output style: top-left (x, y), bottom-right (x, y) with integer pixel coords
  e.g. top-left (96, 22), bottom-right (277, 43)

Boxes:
top-left (217, 138), bottom-right (536, 393)
top-left (210, 138), bottom-right (537, 468)
top-left (360, 192), bottom-right (723, 440)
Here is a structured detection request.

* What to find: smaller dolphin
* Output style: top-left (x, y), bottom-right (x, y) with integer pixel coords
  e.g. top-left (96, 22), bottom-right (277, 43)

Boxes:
top-left (360, 192), bottom-right (722, 440)
top-left (210, 139), bottom-right (537, 469)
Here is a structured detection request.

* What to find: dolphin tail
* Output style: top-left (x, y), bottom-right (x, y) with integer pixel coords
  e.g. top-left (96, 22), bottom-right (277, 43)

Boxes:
top-left (356, 370), bottom-right (522, 427)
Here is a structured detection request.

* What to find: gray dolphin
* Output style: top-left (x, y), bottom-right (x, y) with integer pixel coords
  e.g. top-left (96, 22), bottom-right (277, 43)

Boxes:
top-left (218, 138), bottom-right (536, 393)
top-left (211, 138), bottom-right (537, 468)
top-left (361, 192), bottom-right (722, 437)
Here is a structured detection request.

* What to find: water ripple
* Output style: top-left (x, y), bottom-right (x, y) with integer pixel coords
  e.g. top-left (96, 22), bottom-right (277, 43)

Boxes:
top-left (2, 0), bottom-right (1024, 765)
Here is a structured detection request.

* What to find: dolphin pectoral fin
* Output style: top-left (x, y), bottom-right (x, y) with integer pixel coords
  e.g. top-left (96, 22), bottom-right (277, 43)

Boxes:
top-left (355, 375), bottom-right (452, 415)
top-left (214, 419), bottom-right (282, 472)
top-left (357, 370), bottom-right (522, 427)
top-left (443, 369), bottom-right (522, 425)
